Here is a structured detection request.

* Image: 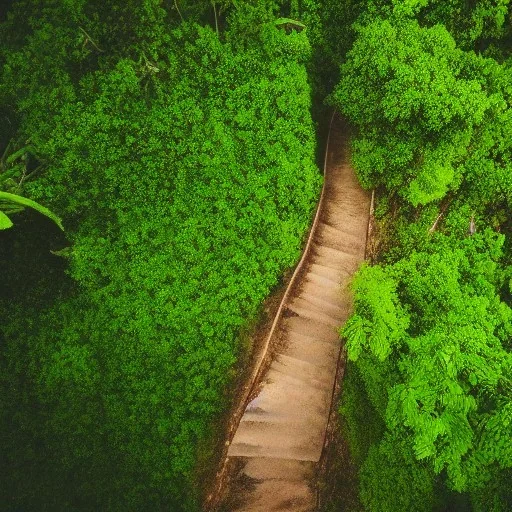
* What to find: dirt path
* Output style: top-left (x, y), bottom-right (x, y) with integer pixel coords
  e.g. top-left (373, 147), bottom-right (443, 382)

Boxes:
top-left (216, 115), bottom-right (370, 511)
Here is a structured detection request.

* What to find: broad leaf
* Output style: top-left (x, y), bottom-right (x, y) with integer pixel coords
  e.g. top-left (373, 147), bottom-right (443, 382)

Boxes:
top-left (0, 211), bottom-right (13, 230)
top-left (0, 192), bottom-right (63, 231)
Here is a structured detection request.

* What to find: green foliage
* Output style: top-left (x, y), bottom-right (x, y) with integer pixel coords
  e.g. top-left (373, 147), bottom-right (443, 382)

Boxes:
top-left (327, 1), bottom-right (512, 510)
top-left (331, 18), bottom-right (505, 205)
top-left (416, 0), bottom-right (511, 50)
top-left (0, 1), bottom-right (320, 510)
top-left (0, 211), bottom-right (12, 229)
top-left (343, 231), bottom-right (512, 509)
top-left (339, 364), bottom-right (385, 467)
top-left (0, 191), bottom-right (63, 230)
top-left (3, 1), bottom-right (512, 511)
top-left (344, 264), bottom-right (409, 361)
top-left (359, 433), bottom-right (439, 512)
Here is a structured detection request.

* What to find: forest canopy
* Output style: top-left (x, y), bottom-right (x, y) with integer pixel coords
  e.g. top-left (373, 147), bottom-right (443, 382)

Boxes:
top-left (0, 2), bottom-right (320, 510)
top-left (1, 1), bottom-right (511, 511)
top-left (331, 1), bottom-right (512, 511)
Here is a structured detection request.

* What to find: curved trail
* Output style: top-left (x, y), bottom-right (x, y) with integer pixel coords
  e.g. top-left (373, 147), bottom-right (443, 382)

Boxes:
top-left (219, 115), bottom-right (370, 511)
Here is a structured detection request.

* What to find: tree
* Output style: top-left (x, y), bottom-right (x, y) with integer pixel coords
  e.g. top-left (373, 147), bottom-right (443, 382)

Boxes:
top-left (331, 18), bottom-right (495, 206)
top-left (342, 231), bottom-right (512, 510)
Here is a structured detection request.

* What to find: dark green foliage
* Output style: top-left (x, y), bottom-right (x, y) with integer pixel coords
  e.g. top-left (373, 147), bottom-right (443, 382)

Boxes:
top-left (0, 2), bottom-right (320, 510)
top-left (359, 433), bottom-right (438, 512)
top-left (339, 365), bottom-right (385, 467)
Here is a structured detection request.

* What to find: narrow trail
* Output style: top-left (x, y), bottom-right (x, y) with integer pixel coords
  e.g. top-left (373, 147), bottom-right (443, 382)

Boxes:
top-left (218, 114), bottom-right (370, 511)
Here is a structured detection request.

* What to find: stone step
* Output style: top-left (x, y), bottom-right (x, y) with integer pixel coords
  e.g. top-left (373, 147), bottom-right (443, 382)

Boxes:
top-left (295, 292), bottom-right (346, 318)
top-left (316, 227), bottom-right (366, 256)
top-left (281, 329), bottom-right (340, 371)
top-left (228, 418), bottom-right (324, 461)
top-left (319, 214), bottom-right (363, 237)
top-left (307, 262), bottom-right (349, 284)
top-left (317, 221), bottom-right (366, 255)
top-left (317, 220), bottom-right (363, 244)
top-left (311, 244), bottom-right (362, 273)
top-left (232, 483), bottom-right (314, 512)
top-left (324, 197), bottom-right (369, 217)
top-left (288, 295), bottom-right (342, 324)
top-left (297, 275), bottom-right (343, 301)
top-left (240, 409), bottom-right (326, 431)
top-left (282, 315), bottom-right (340, 345)
top-left (239, 457), bottom-right (314, 481)
top-left (324, 177), bottom-right (370, 200)
top-left (286, 302), bottom-right (340, 328)
top-left (271, 354), bottom-right (333, 390)
top-left (240, 377), bottom-right (330, 424)
top-left (304, 270), bottom-right (340, 290)
top-left (299, 277), bottom-right (346, 305)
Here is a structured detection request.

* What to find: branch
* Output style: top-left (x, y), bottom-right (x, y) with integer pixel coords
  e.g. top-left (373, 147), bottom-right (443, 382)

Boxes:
top-left (174, 0), bottom-right (184, 22)
top-left (79, 26), bottom-right (104, 52)
top-left (428, 201), bottom-right (450, 234)
top-left (428, 212), bottom-right (443, 234)
top-left (212, 2), bottom-right (219, 36)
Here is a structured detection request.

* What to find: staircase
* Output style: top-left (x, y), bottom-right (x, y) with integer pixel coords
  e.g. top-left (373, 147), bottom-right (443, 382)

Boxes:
top-left (221, 116), bottom-right (371, 511)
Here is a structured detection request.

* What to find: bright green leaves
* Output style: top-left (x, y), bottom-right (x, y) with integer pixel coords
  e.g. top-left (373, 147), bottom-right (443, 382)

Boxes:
top-left (391, 0), bottom-right (430, 18)
top-left (390, 327), bottom-right (481, 489)
top-left (261, 20), bottom-right (312, 62)
top-left (333, 5), bottom-right (512, 209)
top-left (0, 210), bottom-right (13, 229)
top-left (478, 401), bottom-right (512, 469)
top-left (0, 191), bottom-right (64, 230)
top-left (345, 233), bottom-right (512, 494)
top-left (343, 264), bottom-right (410, 361)
top-left (356, 0), bottom-right (512, 51)
top-left (407, 158), bottom-right (454, 206)
top-left (331, 18), bottom-right (498, 205)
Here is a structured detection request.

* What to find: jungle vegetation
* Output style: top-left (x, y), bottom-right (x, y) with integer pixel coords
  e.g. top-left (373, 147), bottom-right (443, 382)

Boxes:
top-left (0, 1), bottom-right (511, 512)
top-left (0, 1), bottom-right (320, 510)
top-left (331, 1), bottom-right (512, 511)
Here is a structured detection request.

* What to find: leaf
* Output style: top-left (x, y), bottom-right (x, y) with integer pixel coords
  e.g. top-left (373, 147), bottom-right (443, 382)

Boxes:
top-left (0, 211), bottom-right (13, 230)
top-left (0, 192), bottom-right (64, 231)
top-left (343, 314), bottom-right (367, 361)
top-left (50, 247), bottom-right (72, 258)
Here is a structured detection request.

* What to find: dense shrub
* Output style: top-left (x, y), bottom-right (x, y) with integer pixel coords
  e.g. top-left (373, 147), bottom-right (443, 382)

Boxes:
top-left (0, 2), bottom-right (320, 510)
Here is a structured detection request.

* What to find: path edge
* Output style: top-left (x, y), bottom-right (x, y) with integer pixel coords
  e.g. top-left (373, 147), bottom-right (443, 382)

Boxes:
top-left (204, 111), bottom-right (336, 511)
